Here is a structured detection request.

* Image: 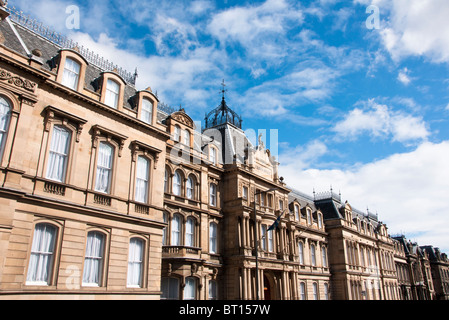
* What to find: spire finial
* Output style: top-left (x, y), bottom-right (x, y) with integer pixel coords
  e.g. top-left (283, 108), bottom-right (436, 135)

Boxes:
top-left (220, 79), bottom-right (227, 100)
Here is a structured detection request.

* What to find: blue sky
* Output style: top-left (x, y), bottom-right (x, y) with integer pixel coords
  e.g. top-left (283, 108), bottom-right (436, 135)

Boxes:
top-left (11, 0), bottom-right (449, 251)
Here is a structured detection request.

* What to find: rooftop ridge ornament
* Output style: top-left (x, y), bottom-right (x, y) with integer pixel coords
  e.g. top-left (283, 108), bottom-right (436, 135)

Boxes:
top-left (220, 79), bottom-right (227, 100)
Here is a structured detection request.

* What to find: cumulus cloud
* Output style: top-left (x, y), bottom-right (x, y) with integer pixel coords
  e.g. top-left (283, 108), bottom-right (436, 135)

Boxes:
top-left (332, 99), bottom-right (430, 144)
top-left (377, 0), bottom-right (449, 63)
top-left (280, 141), bottom-right (449, 252)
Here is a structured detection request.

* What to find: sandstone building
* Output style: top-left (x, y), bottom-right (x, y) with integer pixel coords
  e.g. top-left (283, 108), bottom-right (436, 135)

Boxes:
top-left (0, 4), bottom-right (446, 300)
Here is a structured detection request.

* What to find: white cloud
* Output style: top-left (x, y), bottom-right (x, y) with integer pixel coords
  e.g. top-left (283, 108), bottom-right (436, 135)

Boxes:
top-left (332, 99), bottom-right (430, 144)
top-left (397, 67), bottom-right (411, 85)
top-left (377, 0), bottom-right (449, 63)
top-left (280, 140), bottom-right (449, 252)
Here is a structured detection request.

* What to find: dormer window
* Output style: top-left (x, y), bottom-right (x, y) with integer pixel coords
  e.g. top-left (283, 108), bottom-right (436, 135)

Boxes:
top-left (141, 98), bottom-right (153, 124)
top-left (56, 49), bottom-right (88, 92)
top-left (100, 72), bottom-right (126, 110)
top-left (62, 57), bottom-right (80, 90)
top-left (105, 79), bottom-right (120, 109)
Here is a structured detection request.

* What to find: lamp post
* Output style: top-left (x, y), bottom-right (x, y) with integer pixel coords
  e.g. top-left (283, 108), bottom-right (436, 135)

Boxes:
top-left (254, 187), bottom-right (278, 300)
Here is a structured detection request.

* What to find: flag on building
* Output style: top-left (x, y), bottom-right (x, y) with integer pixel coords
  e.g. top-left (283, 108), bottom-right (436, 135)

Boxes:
top-left (268, 210), bottom-right (285, 231)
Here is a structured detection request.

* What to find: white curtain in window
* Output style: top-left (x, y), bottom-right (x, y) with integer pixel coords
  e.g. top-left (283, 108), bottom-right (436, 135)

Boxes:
top-left (95, 142), bottom-right (113, 193)
top-left (268, 229), bottom-right (274, 252)
top-left (300, 282), bottom-right (306, 300)
top-left (141, 98), bottom-right (153, 124)
top-left (186, 218), bottom-right (195, 247)
top-left (135, 156), bottom-right (149, 203)
top-left (105, 79), bottom-right (120, 108)
top-left (173, 172), bottom-right (181, 196)
top-left (298, 242), bottom-right (304, 264)
top-left (184, 130), bottom-right (190, 146)
top-left (83, 231), bottom-right (104, 286)
top-left (261, 225), bottom-right (267, 251)
top-left (209, 184), bottom-right (216, 206)
top-left (174, 125), bottom-right (180, 141)
top-left (46, 126), bottom-right (71, 182)
top-left (209, 223), bottom-right (217, 254)
top-left (311, 244), bottom-right (316, 266)
top-left (322, 247), bottom-right (328, 267)
top-left (26, 224), bottom-right (56, 284)
top-left (171, 215), bottom-right (181, 246)
top-left (186, 176), bottom-right (194, 199)
top-left (184, 277), bottom-right (196, 300)
top-left (210, 147), bottom-right (216, 164)
top-left (0, 97), bottom-right (10, 155)
top-left (62, 58), bottom-right (80, 90)
top-left (127, 238), bottom-right (144, 287)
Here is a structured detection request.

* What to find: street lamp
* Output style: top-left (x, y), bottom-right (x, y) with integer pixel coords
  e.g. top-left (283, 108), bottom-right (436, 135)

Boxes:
top-left (254, 187), bottom-right (278, 300)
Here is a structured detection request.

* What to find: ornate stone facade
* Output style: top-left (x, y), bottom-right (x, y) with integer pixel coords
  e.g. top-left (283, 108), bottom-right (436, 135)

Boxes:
top-left (0, 6), bottom-right (446, 301)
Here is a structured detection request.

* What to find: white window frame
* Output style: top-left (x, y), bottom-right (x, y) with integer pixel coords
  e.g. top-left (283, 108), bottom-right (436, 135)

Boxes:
top-left (82, 231), bottom-right (105, 287)
top-left (209, 222), bottom-right (218, 254)
top-left (46, 125), bottom-right (71, 183)
top-left (209, 183), bottom-right (217, 207)
top-left (171, 214), bottom-right (181, 246)
top-left (104, 79), bottom-right (120, 109)
top-left (135, 156), bottom-right (150, 203)
top-left (173, 171), bottom-right (182, 196)
top-left (94, 142), bottom-right (114, 194)
top-left (186, 217), bottom-right (195, 247)
top-left (127, 238), bottom-right (144, 288)
top-left (62, 57), bottom-right (80, 90)
top-left (141, 98), bottom-right (153, 124)
top-left (26, 223), bottom-right (57, 286)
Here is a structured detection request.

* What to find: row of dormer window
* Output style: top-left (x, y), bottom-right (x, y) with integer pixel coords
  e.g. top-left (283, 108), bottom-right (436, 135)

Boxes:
top-left (56, 50), bottom-right (156, 126)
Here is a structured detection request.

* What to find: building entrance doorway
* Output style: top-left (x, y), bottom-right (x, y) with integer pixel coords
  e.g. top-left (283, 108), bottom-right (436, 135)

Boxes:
top-left (263, 275), bottom-right (273, 300)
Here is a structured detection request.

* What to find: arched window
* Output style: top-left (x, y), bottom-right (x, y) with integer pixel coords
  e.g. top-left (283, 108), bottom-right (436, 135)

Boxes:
top-left (0, 96), bottom-right (11, 157)
top-left (322, 246), bottom-right (328, 268)
top-left (318, 213), bottom-right (323, 229)
top-left (209, 280), bottom-right (218, 300)
top-left (184, 129), bottom-right (191, 146)
top-left (209, 183), bottom-right (217, 206)
top-left (313, 282), bottom-right (318, 300)
top-left (174, 125), bottom-right (181, 142)
top-left (82, 231), bottom-right (106, 286)
top-left (95, 142), bottom-right (114, 194)
top-left (306, 209), bottom-right (312, 225)
top-left (186, 217), bottom-right (195, 247)
top-left (164, 168), bottom-right (169, 193)
top-left (300, 282), bottom-right (306, 300)
top-left (104, 79), bottom-right (120, 108)
top-left (141, 98), bottom-right (153, 124)
top-left (311, 243), bottom-right (316, 266)
top-left (186, 176), bottom-right (195, 200)
top-left (324, 283), bottom-right (329, 300)
top-left (298, 241), bottom-right (304, 265)
top-left (294, 205), bottom-right (300, 221)
top-left (210, 146), bottom-right (217, 165)
top-left (127, 238), bottom-right (144, 288)
top-left (173, 171), bottom-right (182, 196)
top-left (267, 228), bottom-right (274, 253)
top-left (209, 222), bottom-right (217, 254)
top-left (46, 125), bottom-right (71, 182)
top-left (26, 223), bottom-right (57, 285)
top-left (61, 57), bottom-right (80, 90)
top-left (171, 214), bottom-right (182, 246)
top-left (135, 156), bottom-right (150, 203)
top-left (184, 277), bottom-right (197, 300)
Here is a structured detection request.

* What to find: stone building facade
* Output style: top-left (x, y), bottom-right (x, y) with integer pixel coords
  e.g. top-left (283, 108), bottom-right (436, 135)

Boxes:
top-left (0, 4), bottom-right (446, 300)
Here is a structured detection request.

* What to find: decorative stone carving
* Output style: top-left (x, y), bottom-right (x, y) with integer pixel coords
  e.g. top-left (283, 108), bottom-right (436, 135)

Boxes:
top-left (0, 68), bottom-right (37, 92)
